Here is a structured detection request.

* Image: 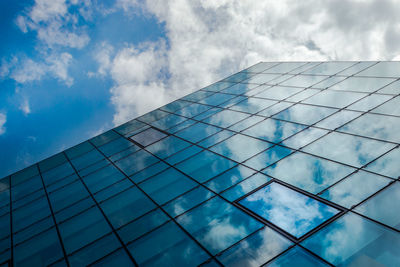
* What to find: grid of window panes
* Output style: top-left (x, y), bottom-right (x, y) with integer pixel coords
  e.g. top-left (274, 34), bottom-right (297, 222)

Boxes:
top-left (1, 61), bottom-right (400, 267)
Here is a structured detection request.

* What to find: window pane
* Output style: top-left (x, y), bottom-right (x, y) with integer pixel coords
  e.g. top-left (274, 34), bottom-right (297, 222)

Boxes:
top-left (267, 246), bottom-right (329, 267)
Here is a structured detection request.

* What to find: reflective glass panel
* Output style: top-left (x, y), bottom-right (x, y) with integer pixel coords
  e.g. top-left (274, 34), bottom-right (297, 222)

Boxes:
top-left (281, 127), bottom-right (328, 149)
top-left (268, 246), bottom-right (329, 267)
top-left (315, 109), bottom-right (361, 130)
top-left (364, 147), bottom-right (400, 178)
top-left (357, 61), bottom-right (400, 77)
top-left (303, 90), bottom-right (367, 108)
top-left (218, 226), bottom-right (292, 266)
top-left (230, 97), bottom-right (277, 114)
top-left (203, 109), bottom-right (250, 128)
top-left (337, 61), bottom-right (375, 76)
top-left (243, 145), bottom-right (293, 170)
top-left (302, 62), bottom-right (355, 75)
top-left (302, 132), bottom-right (396, 167)
top-left (255, 86), bottom-right (303, 101)
top-left (129, 127), bottom-right (166, 146)
top-left (273, 104), bottom-right (337, 125)
top-left (329, 76), bottom-right (395, 93)
top-left (176, 197), bottom-right (263, 255)
top-left (355, 182), bottom-right (400, 230)
top-left (146, 136), bottom-right (190, 159)
top-left (265, 152), bottom-right (355, 194)
top-left (175, 122), bottom-right (221, 143)
top-left (240, 182), bottom-right (339, 238)
top-left (302, 212), bottom-right (400, 266)
top-left (279, 75), bottom-right (327, 87)
top-left (210, 134), bottom-right (272, 162)
top-left (347, 94), bottom-right (392, 112)
top-left (204, 165), bottom-right (255, 193)
top-left (372, 96), bottom-right (400, 116)
top-left (320, 171), bottom-right (391, 208)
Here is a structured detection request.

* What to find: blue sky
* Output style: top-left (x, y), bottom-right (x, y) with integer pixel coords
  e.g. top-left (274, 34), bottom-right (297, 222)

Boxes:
top-left (1, 0), bottom-right (400, 178)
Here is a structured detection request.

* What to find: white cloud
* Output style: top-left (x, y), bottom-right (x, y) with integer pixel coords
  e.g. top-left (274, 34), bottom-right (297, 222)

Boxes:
top-left (93, 42), bottom-right (114, 77)
top-left (19, 98), bottom-right (31, 116)
top-left (0, 113), bottom-right (6, 135)
top-left (108, 0), bottom-right (400, 126)
top-left (9, 53), bottom-right (73, 86)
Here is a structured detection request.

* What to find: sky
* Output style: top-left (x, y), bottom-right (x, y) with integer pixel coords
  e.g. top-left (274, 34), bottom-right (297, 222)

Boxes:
top-left (1, 0), bottom-right (400, 178)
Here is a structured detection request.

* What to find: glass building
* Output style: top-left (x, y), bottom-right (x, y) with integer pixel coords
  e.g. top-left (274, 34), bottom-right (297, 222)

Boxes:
top-left (1, 61), bottom-right (400, 266)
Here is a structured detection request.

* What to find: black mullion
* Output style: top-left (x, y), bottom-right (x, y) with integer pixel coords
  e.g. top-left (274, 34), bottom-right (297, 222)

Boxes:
top-left (63, 151), bottom-right (139, 267)
top-left (8, 176), bottom-right (13, 266)
top-left (89, 140), bottom-right (224, 266)
top-left (36, 164), bottom-right (70, 267)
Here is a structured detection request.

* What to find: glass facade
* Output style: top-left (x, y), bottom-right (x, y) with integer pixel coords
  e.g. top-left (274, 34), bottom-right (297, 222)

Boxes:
top-left (1, 61), bottom-right (400, 266)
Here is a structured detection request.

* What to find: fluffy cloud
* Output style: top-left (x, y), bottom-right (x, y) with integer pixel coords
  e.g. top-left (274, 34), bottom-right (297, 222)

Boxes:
top-left (108, 0), bottom-right (400, 126)
top-left (0, 113), bottom-right (6, 135)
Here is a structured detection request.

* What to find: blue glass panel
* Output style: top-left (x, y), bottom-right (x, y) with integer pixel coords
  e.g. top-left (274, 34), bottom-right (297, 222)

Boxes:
top-left (303, 90), bottom-right (367, 108)
top-left (218, 95), bottom-right (247, 109)
top-left (146, 136), bottom-right (191, 159)
top-left (372, 96), bottom-right (400, 116)
top-left (240, 182), bottom-right (339, 238)
top-left (255, 86), bottom-right (303, 101)
top-left (200, 92), bottom-right (236, 106)
top-left (65, 141), bottom-right (94, 160)
top-left (101, 186), bottom-right (155, 228)
top-left (177, 197), bottom-right (263, 255)
top-left (14, 217), bottom-right (54, 245)
top-left (115, 150), bottom-right (159, 176)
top-left (279, 75), bottom-right (327, 88)
top-left (330, 76), bottom-right (395, 93)
top-left (244, 73), bottom-right (281, 84)
top-left (118, 208), bottom-right (169, 244)
top-left (14, 227), bottom-right (63, 266)
top-left (166, 119), bottom-right (196, 134)
top-left (365, 147), bottom-right (400, 178)
top-left (55, 197), bottom-right (95, 223)
top-left (302, 212), bottom-right (400, 266)
top-left (203, 109), bottom-right (250, 128)
top-left (114, 119), bottom-right (146, 136)
top-left (337, 61), bottom-right (375, 76)
top-left (320, 171), bottom-right (391, 208)
top-left (221, 173), bottom-right (271, 202)
top-left (355, 182), bottom-right (400, 230)
top-left (91, 130), bottom-right (120, 147)
top-left (228, 115), bottom-right (264, 132)
top-left (38, 153), bottom-right (67, 173)
top-left (268, 246), bottom-right (329, 267)
top-left (280, 127), bottom-right (328, 150)
top-left (47, 173), bottom-right (78, 193)
top-left (160, 99), bottom-right (190, 113)
top-left (129, 127), bottom-right (167, 146)
top-left (11, 175), bottom-right (42, 202)
top-left (78, 159), bottom-right (109, 177)
top-left (203, 81), bottom-right (235, 92)
top-left (339, 113), bottom-right (400, 143)
top-left (315, 109), bottom-right (361, 130)
top-left (273, 104), bottom-right (337, 125)
top-left (245, 84), bottom-right (271, 96)
top-left (150, 113), bottom-right (187, 130)
top-left (163, 186), bottom-right (214, 217)
top-left (128, 221), bottom-right (208, 266)
top-left (49, 180), bottom-right (89, 212)
top-left (265, 152), bottom-right (355, 194)
top-left (210, 134), bottom-right (272, 162)
top-left (347, 94), bottom-right (392, 112)
top-left (266, 62), bottom-right (308, 74)
top-left (70, 149), bottom-right (104, 171)
top-left (256, 102), bottom-right (294, 117)
top-left (137, 109), bottom-right (169, 123)
top-left (217, 227), bottom-right (292, 266)
top-left (243, 118), bottom-right (306, 143)
top-left (91, 248), bottom-right (135, 267)
top-left (205, 165), bottom-right (255, 193)
top-left (130, 161), bottom-right (169, 183)
top-left (59, 206), bottom-right (112, 254)
top-left (311, 76), bottom-right (346, 89)
top-left (174, 103), bottom-right (211, 118)
top-left (181, 90), bottom-right (214, 101)
top-left (193, 107), bottom-right (222, 121)
top-left (243, 62), bottom-right (278, 73)
top-left (12, 189), bottom-right (45, 211)
top-left (230, 97), bottom-right (277, 114)
top-left (285, 88), bottom-right (320, 102)
top-left (288, 62), bottom-right (320, 74)
top-left (175, 151), bottom-right (236, 183)
top-left (221, 83), bottom-right (258, 94)
top-left (356, 61), bottom-right (400, 77)
top-left (13, 197), bottom-right (51, 232)
top-left (302, 132), bottom-right (396, 168)
top-left (41, 162), bottom-right (75, 186)
top-left (93, 179), bottom-right (132, 203)
top-left (140, 168), bottom-right (196, 205)
top-left (11, 165), bottom-right (39, 186)
top-left (97, 137), bottom-right (135, 157)
top-left (0, 213), bottom-right (9, 240)
top-left (302, 62), bottom-right (355, 75)
top-left (243, 145), bottom-right (293, 170)
top-left (164, 145), bottom-right (203, 165)
top-left (197, 130), bottom-right (235, 148)
top-left (175, 122), bottom-right (221, 143)
top-left (109, 146), bottom-right (141, 162)
top-left (68, 233), bottom-right (121, 266)
top-left (84, 165), bottom-right (125, 194)
top-left (223, 72), bottom-right (256, 83)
